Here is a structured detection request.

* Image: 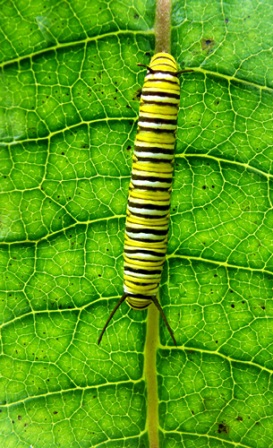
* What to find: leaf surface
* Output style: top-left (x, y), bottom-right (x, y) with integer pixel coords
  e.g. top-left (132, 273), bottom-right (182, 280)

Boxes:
top-left (1, 0), bottom-right (273, 447)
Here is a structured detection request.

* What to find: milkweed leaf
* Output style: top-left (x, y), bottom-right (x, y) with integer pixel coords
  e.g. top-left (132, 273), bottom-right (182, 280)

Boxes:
top-left (1, 0), bottom-right (273, 447)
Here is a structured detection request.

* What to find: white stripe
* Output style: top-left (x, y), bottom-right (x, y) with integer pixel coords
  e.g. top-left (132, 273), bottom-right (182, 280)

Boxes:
top-left (124, 270), bottom-right (162, 279)
top-left (141, 94), bottom-right (179, 103)
top-left (138, 120), bottom-right (176, 130)
top-left (125, 253), bottom-right (164, 261)
top-left (135, 141), bottom-right (173, 149)
top-left (146, 73), bottom-right (178, 81)
top-left (128, 205), bottom-right (167, 216)
top-left (135, 151), bottom-right (173, 160)
top-left (126, 231), bottom-right (166, 241)
top-left (132, 180), bottom-right (171, 188)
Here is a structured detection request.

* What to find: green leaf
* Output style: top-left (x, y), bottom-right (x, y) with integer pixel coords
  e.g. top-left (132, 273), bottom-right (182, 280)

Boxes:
top-left (1, 0), bottom-right (273, 447)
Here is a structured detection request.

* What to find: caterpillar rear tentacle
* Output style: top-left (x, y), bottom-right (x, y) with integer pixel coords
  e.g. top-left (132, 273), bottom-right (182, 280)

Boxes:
top-left (98, 293), bottom-right (177, 345)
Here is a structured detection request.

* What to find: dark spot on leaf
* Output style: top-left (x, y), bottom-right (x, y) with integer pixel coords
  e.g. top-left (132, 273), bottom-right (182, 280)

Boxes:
top-left (211, 185), bottom-right (215, 188)
top-left (214, 274), bottom-right (218, 277)
top-left (53, 411), bottom-right (58, 414)
top-left (231, 304), bottom-right (235, 308)
top-left (261, 306), bottom-right (265, 310)
top-left (217, 422), bottom-right (229, 434)
top-left (134, 88), bottom-right (142, 100)
top-left (225, 18), bottom-right (229, 23)
top-left (18, 415), bottom-right (22, 420)
top-left (201, 38), bottom-right (215, 52)
top-left (230, 290), bottom-right (234, 293)
top-left (202, 185), bottom-right (206, 189)
top-left (236, 416), bottom-right (243, 421)
top-left (215, 340), bottom-right (218, 344)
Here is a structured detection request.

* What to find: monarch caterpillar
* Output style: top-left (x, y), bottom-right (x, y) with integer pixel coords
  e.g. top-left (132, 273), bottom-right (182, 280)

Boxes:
top-left (98, 53), bottom-right (181, 345)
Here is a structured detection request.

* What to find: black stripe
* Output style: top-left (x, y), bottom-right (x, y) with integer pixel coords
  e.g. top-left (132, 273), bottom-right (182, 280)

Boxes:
top-left (125, 248), bottom-right (166, 257)
top-left (132, 174), bottom-right (172, 182)
top-left (142, 90), bottom-right (180, 99)
top-left (125, 266), bottom-right (162, 275)
top-left (137, 156), bottom-right (171, 165)
top-left (126, 227), bottom-right (168, 236)
top-left (125, 258), bottom-right (165, 264)
top-left (127, 293), bottom-right (155, 300)
top-left (126, 259), bottom-right (165, 266)
top-left (138, 126), bottom-right (175, 134)
top-left (135, 156), bottom-right (172, 163)
top-left (141, 100), bottom-right (179, 107)
top-left (128, 211), bottom-right (168, 220)
top-left (138, 116), bottom-right (177, 125)
top-left (132, 185), bottom-right (170, 191)
top-left (135, 145), bottom-right (173, 154)
top-left (127, 213), bottom-right (168, 220)
top-left (128, 201), bottom-right (169, 210)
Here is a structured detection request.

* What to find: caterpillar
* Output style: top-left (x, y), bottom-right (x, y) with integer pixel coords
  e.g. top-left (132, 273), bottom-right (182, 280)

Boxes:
top-left (98, 53), bottom-right (180, 345)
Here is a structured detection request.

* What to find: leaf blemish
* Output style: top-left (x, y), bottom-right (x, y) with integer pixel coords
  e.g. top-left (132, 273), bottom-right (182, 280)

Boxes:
top-left (201, 38), bottom-right (215, 52)
top-left (217, 422), bottom-right (229, 434)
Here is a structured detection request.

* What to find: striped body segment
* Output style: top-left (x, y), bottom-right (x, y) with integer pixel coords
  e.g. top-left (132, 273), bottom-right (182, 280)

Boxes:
top-left (98, 53), bottom-right (180, 345)
top-left (124, 53), bottom-right (180, 310)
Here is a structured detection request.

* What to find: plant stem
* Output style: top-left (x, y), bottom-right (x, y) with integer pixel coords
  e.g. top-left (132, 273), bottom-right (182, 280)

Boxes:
top-left (144, 303), bottom-right (160, 448)
top-left (155, 0), bottom-right (171, 53)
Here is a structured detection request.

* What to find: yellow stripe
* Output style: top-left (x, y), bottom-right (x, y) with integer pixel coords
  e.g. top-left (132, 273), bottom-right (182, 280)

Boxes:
top-left (137, 131), bottom-right (176, 144)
